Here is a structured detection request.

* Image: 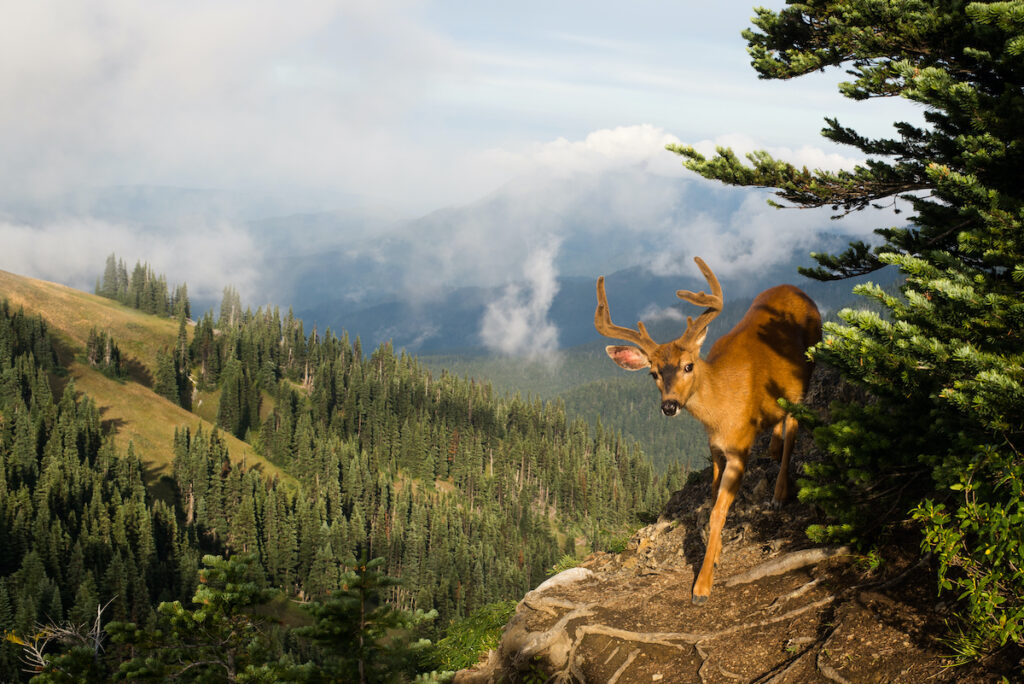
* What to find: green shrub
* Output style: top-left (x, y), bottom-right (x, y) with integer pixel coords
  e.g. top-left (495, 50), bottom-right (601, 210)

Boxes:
top-left (425, 600), bottom-right (518, 673)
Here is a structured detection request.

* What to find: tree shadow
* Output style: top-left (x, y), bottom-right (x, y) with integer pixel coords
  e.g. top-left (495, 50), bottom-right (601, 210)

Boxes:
top-left (101, 416), bottom-right (127, 435)
top-left (125, 357), bottom-right (153, 387)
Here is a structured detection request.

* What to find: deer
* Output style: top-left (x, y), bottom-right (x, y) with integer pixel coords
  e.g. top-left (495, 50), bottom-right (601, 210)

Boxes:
top-left (595, 257), bottom-right (822, 605)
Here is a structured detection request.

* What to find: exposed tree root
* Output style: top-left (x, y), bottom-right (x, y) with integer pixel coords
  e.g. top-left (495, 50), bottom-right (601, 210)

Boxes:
top-left (699, 595), bottom-right (837, 642)
top-left (723, 546), bottom-right (853, 587)
top-left (767, 578), bottom-right (821, 613)
top-left (576, 623), bottom-right (703, 648)
top-left (697, 641), bottom-right (743, 682)
top-left (512, 605), bottom-right (595, 664)
top-left (607, 648), bottom-right (640, 684)
top-left (752, 627), bottom-right (834, 683)
top-left (533, 594), bottom-right (841, 682)
top-left (860, 553), bottom-right (932, 592)
top-left (506, 545), bottom-right (929, 682)
top-left (520, 597), bottom-right (592, 617)
top-left (817, 649), bottom-right (853, 684)
top-left (755, 646), bottom-right (815, 684)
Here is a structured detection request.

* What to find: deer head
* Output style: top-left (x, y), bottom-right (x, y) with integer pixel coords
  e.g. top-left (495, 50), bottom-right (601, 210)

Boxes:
top-left (595, 257), bottom-right (723, 417)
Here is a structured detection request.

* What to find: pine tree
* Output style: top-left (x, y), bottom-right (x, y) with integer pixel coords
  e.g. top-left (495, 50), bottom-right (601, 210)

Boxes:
top-left (669, 0), bottom-right (1024, 659)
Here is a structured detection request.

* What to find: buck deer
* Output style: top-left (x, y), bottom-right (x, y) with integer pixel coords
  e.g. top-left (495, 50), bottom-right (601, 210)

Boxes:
top-left (595, 257), bottom-right (821, 604)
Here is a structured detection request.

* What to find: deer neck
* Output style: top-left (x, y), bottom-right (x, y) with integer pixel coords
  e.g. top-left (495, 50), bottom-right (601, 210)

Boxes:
top-left (682, 357), bottom-right (727, 430)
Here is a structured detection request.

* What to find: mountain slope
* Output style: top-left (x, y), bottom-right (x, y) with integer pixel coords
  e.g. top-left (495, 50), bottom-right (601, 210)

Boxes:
top-left (0, 268), bottom-right (285, 483)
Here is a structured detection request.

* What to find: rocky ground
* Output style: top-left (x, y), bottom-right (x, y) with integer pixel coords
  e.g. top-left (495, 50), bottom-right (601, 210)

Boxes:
top-left (456, 368), bottom-right (1023, 683)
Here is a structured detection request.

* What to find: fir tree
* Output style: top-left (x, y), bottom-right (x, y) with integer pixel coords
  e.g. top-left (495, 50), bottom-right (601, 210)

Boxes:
top-left (108, 554), bottom-right (281, 682)
top-left (153, 348), bottom-right (180, 406)
top-left (297, 554), bottom-right (434, 683)
top-left (99, 253), bottom-right (118, 299)
top-left (175, 311), bottom-right (192, 410)
top-left (669, 0), bottom-right (1024, 659)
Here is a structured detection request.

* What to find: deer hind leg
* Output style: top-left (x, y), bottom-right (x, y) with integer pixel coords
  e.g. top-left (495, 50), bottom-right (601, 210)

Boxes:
top-left (771, 415), bottom-right (799, 507)
top-left (767, 420), bottom-right (785, 462)
top-left (692, 456), bottom-right (745, 606)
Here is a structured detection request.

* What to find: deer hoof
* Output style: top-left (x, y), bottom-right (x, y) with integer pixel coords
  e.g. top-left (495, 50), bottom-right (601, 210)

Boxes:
top-left (691, 593), bottom-right (709, 606)
top-left (769, 498), bottom-right (784, 510)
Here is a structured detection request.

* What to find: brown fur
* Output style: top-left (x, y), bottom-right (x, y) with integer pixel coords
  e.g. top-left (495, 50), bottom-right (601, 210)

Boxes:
top-left (596, 263), bottom-right (822, 604)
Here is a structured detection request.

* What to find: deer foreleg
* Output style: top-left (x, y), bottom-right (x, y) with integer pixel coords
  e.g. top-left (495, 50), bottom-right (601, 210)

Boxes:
top-left (692, 456), bottom-right (745, 605)
top-left (710, 444), bottom-right (725, 498)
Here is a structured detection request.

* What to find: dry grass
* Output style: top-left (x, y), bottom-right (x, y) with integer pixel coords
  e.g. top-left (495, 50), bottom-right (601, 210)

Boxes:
top-left (0, 268), bottom-right (176, 370)
top-left (1, 269), bottom-right (288, 485)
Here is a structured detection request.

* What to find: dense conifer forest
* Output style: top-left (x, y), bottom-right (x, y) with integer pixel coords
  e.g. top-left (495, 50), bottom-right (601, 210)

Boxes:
top-left (0, 262), bottom-right (674, 680)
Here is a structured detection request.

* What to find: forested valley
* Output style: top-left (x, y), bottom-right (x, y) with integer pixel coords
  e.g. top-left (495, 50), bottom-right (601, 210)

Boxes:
top-left (0, 258), bottom-right (677, 681)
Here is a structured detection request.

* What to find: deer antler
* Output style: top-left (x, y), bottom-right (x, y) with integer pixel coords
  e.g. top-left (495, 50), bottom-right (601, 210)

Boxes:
top-left (674, 257), bottom-right (724, 347)
top-left (595, 276), bottom-right (659, 355)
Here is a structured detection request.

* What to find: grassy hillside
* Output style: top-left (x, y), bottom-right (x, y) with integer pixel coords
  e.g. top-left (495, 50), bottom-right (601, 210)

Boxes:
top-left (0, 268), bottom-right (286, 484)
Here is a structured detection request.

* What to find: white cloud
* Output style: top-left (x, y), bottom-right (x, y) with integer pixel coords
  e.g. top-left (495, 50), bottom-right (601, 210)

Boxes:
top-left (638, 304), bottom-right (687, 323)
top-left (0, 0), bottom-right (466, 210)
top-left (390, 124), bottom-right (893, 308)
top-left (645, 189), bottom-right (892, 280)
top-left (481, 124), bottom-right (685, 179)
top-left (0, 1), bottom-right (922, 218)
top-left (479, 240), bottom-right (561, 358)
top-left (0, 219), bottom-right (262, 305)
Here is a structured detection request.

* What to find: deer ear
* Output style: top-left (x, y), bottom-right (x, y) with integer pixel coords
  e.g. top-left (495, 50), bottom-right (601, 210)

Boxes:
top-left (606, 345), bottom-right (650, 371)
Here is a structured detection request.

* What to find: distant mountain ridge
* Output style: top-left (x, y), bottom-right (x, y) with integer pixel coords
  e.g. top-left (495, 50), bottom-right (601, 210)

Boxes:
top-left (4, 173), bottom-right (897, 356)
top-left (298, 247), bottom-right (900, 355)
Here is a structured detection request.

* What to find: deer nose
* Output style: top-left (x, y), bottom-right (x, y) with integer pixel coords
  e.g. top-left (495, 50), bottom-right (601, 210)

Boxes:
top-left (661, 399), bottom-right (680, 417)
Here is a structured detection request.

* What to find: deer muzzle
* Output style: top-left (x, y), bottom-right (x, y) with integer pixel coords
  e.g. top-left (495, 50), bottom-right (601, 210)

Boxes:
top-left (661, 399), bottom-right (681, 417)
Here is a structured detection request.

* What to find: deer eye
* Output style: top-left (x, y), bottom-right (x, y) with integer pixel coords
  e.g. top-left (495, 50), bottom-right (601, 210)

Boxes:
top-left (683, 363), bottom-right (694, 373)
top-left (649, 371), bottom-right (658, 379)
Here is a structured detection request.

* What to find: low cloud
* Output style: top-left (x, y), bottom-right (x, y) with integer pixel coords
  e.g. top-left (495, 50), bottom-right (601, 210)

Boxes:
top-left (0, 219), bottom-right (263, 308)
top-left (479, 240), bottom-right (561, 359)
top-left (398, 124), bottom-right (896, 310)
